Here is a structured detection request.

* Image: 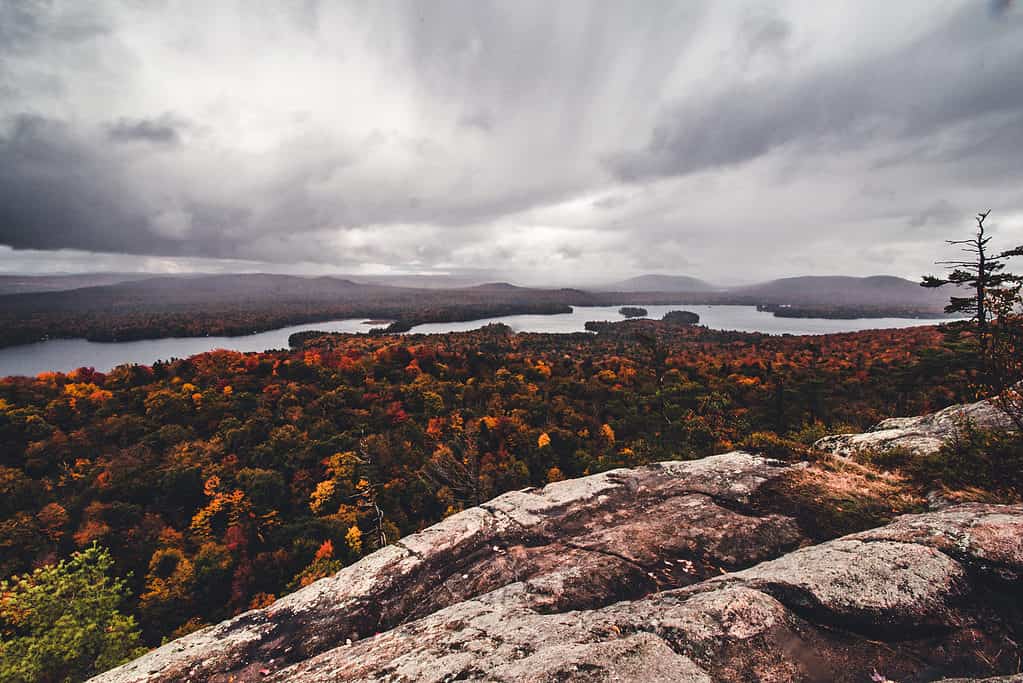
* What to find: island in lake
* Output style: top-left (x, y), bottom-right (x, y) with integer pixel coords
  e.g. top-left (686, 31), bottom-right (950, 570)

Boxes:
top-left (662, 310), bottom-right (701, 325)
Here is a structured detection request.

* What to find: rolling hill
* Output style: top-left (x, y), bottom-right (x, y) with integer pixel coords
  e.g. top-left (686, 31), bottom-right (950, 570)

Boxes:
top-left (0, 272), bottom-right (152, 295)
top-left (607, 274), bottom-right (717, 292)
top-left (732, 275), bottom-right (950, 308)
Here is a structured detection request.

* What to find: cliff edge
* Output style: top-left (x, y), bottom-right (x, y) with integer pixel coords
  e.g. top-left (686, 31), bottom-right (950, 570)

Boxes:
top-left (95, 410), bottom-right (1023, 682)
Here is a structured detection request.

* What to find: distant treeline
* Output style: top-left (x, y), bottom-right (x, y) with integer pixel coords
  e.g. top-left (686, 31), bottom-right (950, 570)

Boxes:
top-left (756, 304), bottom-right (953, 320)
top-left (0, 273), bottom-right (950, 349)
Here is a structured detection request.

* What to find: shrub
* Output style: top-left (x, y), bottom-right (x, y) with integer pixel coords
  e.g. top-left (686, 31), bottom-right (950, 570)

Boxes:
top-left (856, 422), bottom-right (1023, 496)
top-left (738, 431), bottom-right (813, 461)
top-left (927, 424), bottom-right (1023, 493)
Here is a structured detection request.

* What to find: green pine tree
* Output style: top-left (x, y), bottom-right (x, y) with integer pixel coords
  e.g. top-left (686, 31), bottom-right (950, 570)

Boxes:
top-left (0, 544), bottom-right (146, 683)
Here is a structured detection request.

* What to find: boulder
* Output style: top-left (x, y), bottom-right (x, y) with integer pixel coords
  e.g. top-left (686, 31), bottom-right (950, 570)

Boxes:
top-left (815, 397), bottom-right (1013, 456)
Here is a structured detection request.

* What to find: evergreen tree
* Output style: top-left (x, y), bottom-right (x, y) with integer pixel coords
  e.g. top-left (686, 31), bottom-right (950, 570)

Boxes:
top-left (922, 209), bottom-right (1023, 427)
top-left (0, 544), bottom-right (145, 683)
top-left (921, 210), bottom-right (1022, 336)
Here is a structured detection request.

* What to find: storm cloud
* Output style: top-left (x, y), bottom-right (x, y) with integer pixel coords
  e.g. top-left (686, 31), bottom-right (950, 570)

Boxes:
top-left (1, 1), bottom-right (1022, 284)
top-left (609, 5), bottom-right (1023, 180)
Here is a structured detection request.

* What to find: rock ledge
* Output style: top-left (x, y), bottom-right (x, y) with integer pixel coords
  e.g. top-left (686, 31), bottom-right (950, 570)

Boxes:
top-left (94, 451), bottom-right (1023, 683)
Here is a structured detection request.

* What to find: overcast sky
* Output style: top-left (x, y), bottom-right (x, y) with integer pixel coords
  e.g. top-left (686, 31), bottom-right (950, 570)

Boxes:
top-left (1, 0), bottom-right (1022, 285)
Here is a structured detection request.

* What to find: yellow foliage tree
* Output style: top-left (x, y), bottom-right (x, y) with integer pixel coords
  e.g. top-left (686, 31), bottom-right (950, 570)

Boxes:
top-left (600, 423), bottom-right (616, 444)
top-left (308, 480), bottom-right (338, 515)
top-left (546, 467), bottom-right (565, 483)
top-left (345, 525), bottom-right (363, 556)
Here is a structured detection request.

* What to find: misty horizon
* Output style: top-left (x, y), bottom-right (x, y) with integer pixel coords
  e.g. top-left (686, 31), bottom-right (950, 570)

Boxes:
top-left (0, 267), bottom-right (957, 291)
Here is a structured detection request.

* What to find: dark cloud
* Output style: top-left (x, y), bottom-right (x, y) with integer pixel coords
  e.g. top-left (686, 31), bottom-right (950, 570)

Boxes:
top-left (991, 0), bottom-right (1015, 18)
top-left (0, 115), bottom-right (158, 253)
top-left (106, 115), bottom-right (184, 145)
top-left (0, 115), bottom-right (237, 257)
top-left (609, 5), bottom-right (1023, 181)
top-left (907, 200), bottom-right (960, 229)
top-left (0, 2), bottom-right (50, 54)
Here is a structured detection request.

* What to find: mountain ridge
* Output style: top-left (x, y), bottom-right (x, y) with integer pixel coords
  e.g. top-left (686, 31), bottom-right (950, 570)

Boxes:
top-left (606, 274), bottom-right (717, 292)
top-left (730, 274), bottom-right (949, 307)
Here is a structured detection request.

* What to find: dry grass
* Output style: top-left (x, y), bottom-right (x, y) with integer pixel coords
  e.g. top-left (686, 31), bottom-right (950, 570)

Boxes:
top-left (756, 454), bottom-right (927, 540)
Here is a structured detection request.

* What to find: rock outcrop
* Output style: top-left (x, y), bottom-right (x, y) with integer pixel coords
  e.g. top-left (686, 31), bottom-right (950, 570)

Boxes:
top-left (95, 451), bottom-right (1023, 683)
top-left (814, 396), bottom-right (1013, 456)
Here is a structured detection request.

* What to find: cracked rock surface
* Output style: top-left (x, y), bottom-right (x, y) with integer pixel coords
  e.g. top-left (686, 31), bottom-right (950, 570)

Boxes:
top-left (93, 451), bottom-right (1023, 683)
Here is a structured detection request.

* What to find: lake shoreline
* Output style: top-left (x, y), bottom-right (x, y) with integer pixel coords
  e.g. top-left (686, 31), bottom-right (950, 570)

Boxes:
top-left (0, 304), bottom-right (953, 378)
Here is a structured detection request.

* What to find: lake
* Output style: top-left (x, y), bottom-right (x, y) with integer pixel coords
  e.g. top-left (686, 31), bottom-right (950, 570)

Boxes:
top-left (0, 319), bottom-right (382, 377)
top-left (406, 304), bottom-right (948, 336)
top-left (0, 305), bottom-right (948, 377)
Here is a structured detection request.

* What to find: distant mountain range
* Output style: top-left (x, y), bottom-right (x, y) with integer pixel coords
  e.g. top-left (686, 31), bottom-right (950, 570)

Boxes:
top-left (467, 282), bottom-right (525, 291)
top-left (0, 272), bottom-right (497, 296)
top-left (601, 273), bottom-right (949, 310)
top-left (0, 273), bottom-right (152, 295)
top-left (49, 273), bottom-right (373, 305)
top-left (607, 274), bottom-right (717, 292)
top-left (729, 275), bottom-right (949, 309)
top-left (0, 273), bottom-right (600, 316)
top-left (0, 271), bottom-right (952, 312)
top-left (0, 271), bottom-right (957, 348)
top-left (343, 274), bottom-right (490, 289)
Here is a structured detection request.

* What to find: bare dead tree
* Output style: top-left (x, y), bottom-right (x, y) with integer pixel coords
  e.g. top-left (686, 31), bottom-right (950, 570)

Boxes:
top-left (422, 429), bottom-right (487, 509)
top-left (350, 445), bottom-right (389, 550)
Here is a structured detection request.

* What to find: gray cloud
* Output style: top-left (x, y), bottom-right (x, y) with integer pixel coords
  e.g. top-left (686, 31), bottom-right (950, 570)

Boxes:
top-left (609, 5), bottom-right (1023, 181)
top-left (1, 1), bottom-right (1023, 284)
top-left (0, 2), bottom-right (110, 54)
top-left (908, 200), bottom-right (960, 230)
top-left (0, 115), bottom-right (170, 253)
top-left (592, 194), bottom-right (630, 211)
top-left (107, 115), bottom-right (185, 145)
top-left (736, 8), bottom-right (791, 62)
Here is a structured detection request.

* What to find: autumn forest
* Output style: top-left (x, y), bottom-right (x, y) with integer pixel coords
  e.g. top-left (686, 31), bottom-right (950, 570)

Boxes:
top-left (0, 319), bottom-right (980, 652)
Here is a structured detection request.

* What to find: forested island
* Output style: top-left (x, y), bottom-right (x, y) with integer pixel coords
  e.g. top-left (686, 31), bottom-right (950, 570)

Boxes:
top-left (756, 303), bottom-right (952, 320)
top-left (661, 310), bottom-right (701, 325)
